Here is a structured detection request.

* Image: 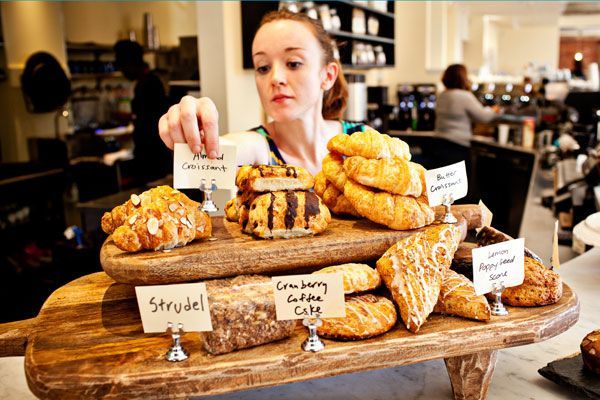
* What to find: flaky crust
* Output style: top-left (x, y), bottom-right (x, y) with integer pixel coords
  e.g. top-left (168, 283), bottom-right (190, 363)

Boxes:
top-left (224, 196), bottom-right (239, 222)
top-left (327, 130), bottom-right (411, 160)
top-left (581, 329), bottom-right (600, 375)
top-left (318, 294), bottom-right (397, 340)
top-left (376, 224), bottom-right (462, 332)
top-left (322, 152), bottom-right (348, 192)
top-left (344, 156), bottom-right (426, 197)
top-left (247, 190), bottom-right (331, 239)
top-left (237, 165), bottom-right (314, 192)
top-left (433, 269), bottom-right (491, 321)
top-left (101, 185), bottom-right (199, 234)
top-left (313, 263), bottom-right (381, 294)
top-left (494, 257), bottom-right (563, 306)
top-left (314, 172), bottom-right (360, 217)
top-left (344, 179), bottom-right (434, 230)
top-left (111, 202), bottom-right (211, 252)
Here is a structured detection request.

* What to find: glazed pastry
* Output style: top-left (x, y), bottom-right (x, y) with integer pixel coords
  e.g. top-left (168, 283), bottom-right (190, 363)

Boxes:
top-left (313, 263), bottom-right (381, 294)
top-left (376, 223), bottom-right (462, 333)
top-left (224, 195), bottom-right (240, 222)
top-left (491, 257), bottom-right (563, 306)
top-left (314, 172), bottom-right (360, 217)
top-left (317, 294), bottom-right (397, 340)
top-left (237, 164), bottom-right (314, 192)
top-left (111, 202), bottom-right (211, 252)
top-left (247, 190), bottom-right (331, 239)
top-left (581, 330), bottom-right (600, 375)
top-left (344, 179), bottom-right (434, 230)
top-left (321, 152), bottom-right (348, 192)
top-left (327, 130), bottom-right (411, 160)
top-left (476, 226), bottom-right (543, 264)
top-left (433, 269), bottom-right (491, 321)
top-left (343, 156), bottom-right (426, 197)
top-left (101, 185), bottom-right (198, 234)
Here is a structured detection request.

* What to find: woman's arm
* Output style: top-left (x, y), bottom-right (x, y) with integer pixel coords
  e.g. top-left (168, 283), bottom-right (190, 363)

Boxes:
top-left (464, 92), bottom-right (497, 123)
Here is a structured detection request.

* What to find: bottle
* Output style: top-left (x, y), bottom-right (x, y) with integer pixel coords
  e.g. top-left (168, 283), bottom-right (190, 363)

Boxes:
top-left (330, 9), bottom-right (341, 31)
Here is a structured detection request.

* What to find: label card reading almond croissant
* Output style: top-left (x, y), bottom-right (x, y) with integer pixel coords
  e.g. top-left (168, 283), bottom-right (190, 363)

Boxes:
top-left (173, 142), bottom-right (237, 190)
top-left (472, 238), bottom-right (525, 296)
top-left (272, 274), bottom-right (346, 320)
top-left (135, 282), bottom-right (213, 333)
top-left (425, 161), bottom-right (468, 207)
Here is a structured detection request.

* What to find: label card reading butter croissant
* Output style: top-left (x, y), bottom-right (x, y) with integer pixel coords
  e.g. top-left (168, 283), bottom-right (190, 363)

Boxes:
top-left (135, 282), bottom-right (213, 333)
top-left (173, 142), bottom-right (237, 189)
top-left (425, 161), bottom-right (468, 207)
top-left (472, 238), bottom-right (525, 296)
top-left (272, 274), bottom-right (346, 320)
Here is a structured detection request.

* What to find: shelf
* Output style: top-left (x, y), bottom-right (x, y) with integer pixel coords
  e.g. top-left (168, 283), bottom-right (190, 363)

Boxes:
top-left (343, 64), bottom-right (394, 70)
top-left (70, 72), bottom-right (123, 80)
top-left (333, 0), bottom-right (395, 18)
top-left (330, 30), bottom-right (394, 45)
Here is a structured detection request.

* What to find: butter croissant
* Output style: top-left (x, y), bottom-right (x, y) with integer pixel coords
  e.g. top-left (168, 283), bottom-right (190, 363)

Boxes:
top-left (344, 179), bottom-right (434, 230)
top-left (327, 130), bottom-right (411, 160)
top-left (344, 156), bottom-right (426, 197)
top-left (314, 172), bottom-right (360, 217)
top-left (321, 152), bottom-right (348, 192)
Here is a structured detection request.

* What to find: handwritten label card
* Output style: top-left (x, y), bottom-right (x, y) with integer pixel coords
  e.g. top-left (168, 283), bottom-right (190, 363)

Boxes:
top-left (425, 161), bottom-right (468, 207)
top-left (173, 142), bottom-right (237, 190)
top-left (272, 274), bottom-right (346, 320)
top-left (478, 199), bottom-right (493, 229)
top-left (472, 238), bottom-right (525, 296)
top-left (135, 282), bottom-right (213, 333)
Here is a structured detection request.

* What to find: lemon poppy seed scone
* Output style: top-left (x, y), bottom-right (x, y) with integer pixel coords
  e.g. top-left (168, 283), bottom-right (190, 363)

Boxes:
top-left (344, 179), bottom-right (434, 230)
top-left (237, 164), bottom-right (314, 192)
top-left (327, 129), bottom-right (411, 160)
top-left (376, 224), bottom-right (462, 333)
top-left (433, 269), bottom-right (491, 321)
top-left (343, 156), bottom-right (426, 197)
top-left (581, 330), bottom-right (600, 375)
top-left (112, 202), bottom-right (211, 252)
top-left (321, 152), bottom-right (348, 192)
top-left (247, 190), bottom-right (331, 239)
top-left (314, 171), bottom-right (360, 217)
top-left (317, 294), bottom-right (397, 340)
top-left (313, 263), bottom-right (381, 294)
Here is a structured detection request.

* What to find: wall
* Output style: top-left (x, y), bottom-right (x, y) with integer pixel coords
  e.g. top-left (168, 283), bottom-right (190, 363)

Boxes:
top-left (62, 2), bottom-right (197, 46)
top-left (497, 24), bottom-right (560, 75)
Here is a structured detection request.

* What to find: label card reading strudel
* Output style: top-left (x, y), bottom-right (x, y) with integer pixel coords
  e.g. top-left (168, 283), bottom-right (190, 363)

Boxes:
top-left (425, 161), bottom-right (468, 207)
top-left (173, 141), bottom-right (237, 189)
top-left (272, 274), bottom-right (346, 320)
top-left (472, 238), bottom-right (525, 296)
top-left (135, 282), bottom-right (213, 333)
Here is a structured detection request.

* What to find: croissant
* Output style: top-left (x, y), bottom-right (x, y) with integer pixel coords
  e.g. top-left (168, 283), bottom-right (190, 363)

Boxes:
top-left (321, 152), bottom-right (348, 192)
top-left (111, 201), bottom-right (211, 252)
top-left (314, 172), bottom-right (360, 217)
top-left (101, 185), bottom-right (198, 234)
top-left (247, 190), bottom-right (331, 239)
top-left (433, 269), bottom-right (491, 321)
top-left (376, 223), bottom-right (462, 332)
top-left (343, 156), bottom-right (426, 197)
top-left (236, 164), bottom-right (314, 192)
top-left (344, 179), bottom-right (434, 230)
top-left (327, 130), bottom-right (411, 160)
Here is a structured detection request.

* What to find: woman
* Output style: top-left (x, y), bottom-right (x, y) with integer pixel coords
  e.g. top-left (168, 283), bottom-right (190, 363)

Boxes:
top-left (435, 64), bottom-right (498, 141)
top-left (158, 11), bottom-right (366, 175)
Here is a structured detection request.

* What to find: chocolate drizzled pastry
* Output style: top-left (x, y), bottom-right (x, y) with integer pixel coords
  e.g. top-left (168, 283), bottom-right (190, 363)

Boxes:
top-left (237, 164), bottom-right (314, 192)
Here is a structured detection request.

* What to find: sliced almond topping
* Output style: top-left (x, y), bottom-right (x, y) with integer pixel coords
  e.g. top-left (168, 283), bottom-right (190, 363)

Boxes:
top-left (196, 226), bottom-right (205, 232)
top-left (128, 215), bottom-right (138, 225)
top-left (180, 217), bottom-right (190, 227)
top-left (147, 218), bottom-right (159, 235)
top-left (169, 203), bottom-right (178, 212)
top-left (141, 196), bottom-right (152, 207)
top-left (163, 196), bottom-right (169, 201)
top-left (590, 348), bottom-right (597, 355)
top-left (178, 209), bottom-right (185, 216)
top-left (178, 201), bottom-right (184, 207)
top-left (130, 194), bottom-right (141, 206)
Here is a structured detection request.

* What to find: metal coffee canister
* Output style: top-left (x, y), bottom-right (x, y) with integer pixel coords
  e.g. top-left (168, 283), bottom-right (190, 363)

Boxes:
top-left (345, 73), bottom-right (367, 122)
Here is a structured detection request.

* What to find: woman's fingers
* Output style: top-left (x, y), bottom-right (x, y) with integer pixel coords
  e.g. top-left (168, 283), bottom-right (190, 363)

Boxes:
top-left (180, 96), bottom-right (203, 154)
top-left (166, 104), bottom-right (186, 147)
top-left (158, 114), bottom-right (174, 150)
top-left (197, 98), bottom-right (220, 158)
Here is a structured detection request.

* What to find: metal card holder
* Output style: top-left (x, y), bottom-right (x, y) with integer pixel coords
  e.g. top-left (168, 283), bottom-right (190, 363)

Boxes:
top-left (301, 314), bottom-right (325, 352)
top-left (166, 322), bottom-right (189, 362)
top-left (490, 283), bottom-right (509, 316)
top-left (441, 194), bottom-right (457, 224)
top-left (199, 178), bottom-right (218, 213)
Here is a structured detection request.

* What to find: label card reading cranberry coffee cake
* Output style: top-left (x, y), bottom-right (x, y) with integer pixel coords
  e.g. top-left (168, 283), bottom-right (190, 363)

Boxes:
top-left (272, 274), bottom-right (346, 320)
top-left (472, 238), bottom-right (525, 296)
top-left (173, 141), bottom-right (237, 189)
top-left (425, 161), bottom-right (468, 207)
top-left (135, 282), bottom-right (213, 333)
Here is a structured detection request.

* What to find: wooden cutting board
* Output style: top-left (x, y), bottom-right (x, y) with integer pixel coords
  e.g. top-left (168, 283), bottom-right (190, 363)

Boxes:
top-left (0, 272), bottom-right (577, 400)
top-left (101, 205), bottom-right (486, 285)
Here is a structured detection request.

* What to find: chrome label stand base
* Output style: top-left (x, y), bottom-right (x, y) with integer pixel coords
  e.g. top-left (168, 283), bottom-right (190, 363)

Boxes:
top-left (199, 178), bottom-right (218, 213)
top-left (490, 284), bottom-right (509, 316)
top-left (301, 316), bottom-right (325, 352)
top-left (441, 194), bottom-right (457, 224)
top-left (166, 322), bottom-right (189, 362)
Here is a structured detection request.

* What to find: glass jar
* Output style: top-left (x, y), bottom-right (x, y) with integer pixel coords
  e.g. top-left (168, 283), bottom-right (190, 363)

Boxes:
top-left (302, 1), bottom-right (318, 19)
top-left (318, 5), bottom-right (332, 31)
top-left (374, 45), bottom-right (386, 66)
top-left (330, 9), bottom-right (341, 31)
top-left (367, 16), bottom-right (379, 36)
top-left (279, 1), bottom-right (299, 13)
top-left (365, 44), bottom-right (376, 65)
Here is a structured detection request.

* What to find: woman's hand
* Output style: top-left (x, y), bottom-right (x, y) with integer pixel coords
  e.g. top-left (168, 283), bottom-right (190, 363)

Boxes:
top-left (158, 96), bottom-right (220, 158)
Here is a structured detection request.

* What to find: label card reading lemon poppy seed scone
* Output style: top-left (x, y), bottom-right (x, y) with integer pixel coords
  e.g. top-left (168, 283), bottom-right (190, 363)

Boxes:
top-left (425, 161), bottom-right (468, 207)
top-left (135, 282), bottom-right (213, 333)
top-left (272, 274), bottom-right (346, 320)
top-left (173, 141), bottom-right (237, 190)
top-left (472, 238), bottom-right (525, 296)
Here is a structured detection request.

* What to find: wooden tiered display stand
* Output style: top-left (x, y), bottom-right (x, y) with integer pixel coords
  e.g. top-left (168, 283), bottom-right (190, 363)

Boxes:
top-left (0, 210), bottom-right (580, 400)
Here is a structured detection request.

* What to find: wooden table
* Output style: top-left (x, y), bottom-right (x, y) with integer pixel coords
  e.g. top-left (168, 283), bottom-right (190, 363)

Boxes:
top-left (0, 273), bottom-right (579, 400)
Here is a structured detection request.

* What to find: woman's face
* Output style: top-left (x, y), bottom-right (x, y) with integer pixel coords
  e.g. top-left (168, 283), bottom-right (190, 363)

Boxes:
top-left (252, 20), bottom-right (336, 122)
